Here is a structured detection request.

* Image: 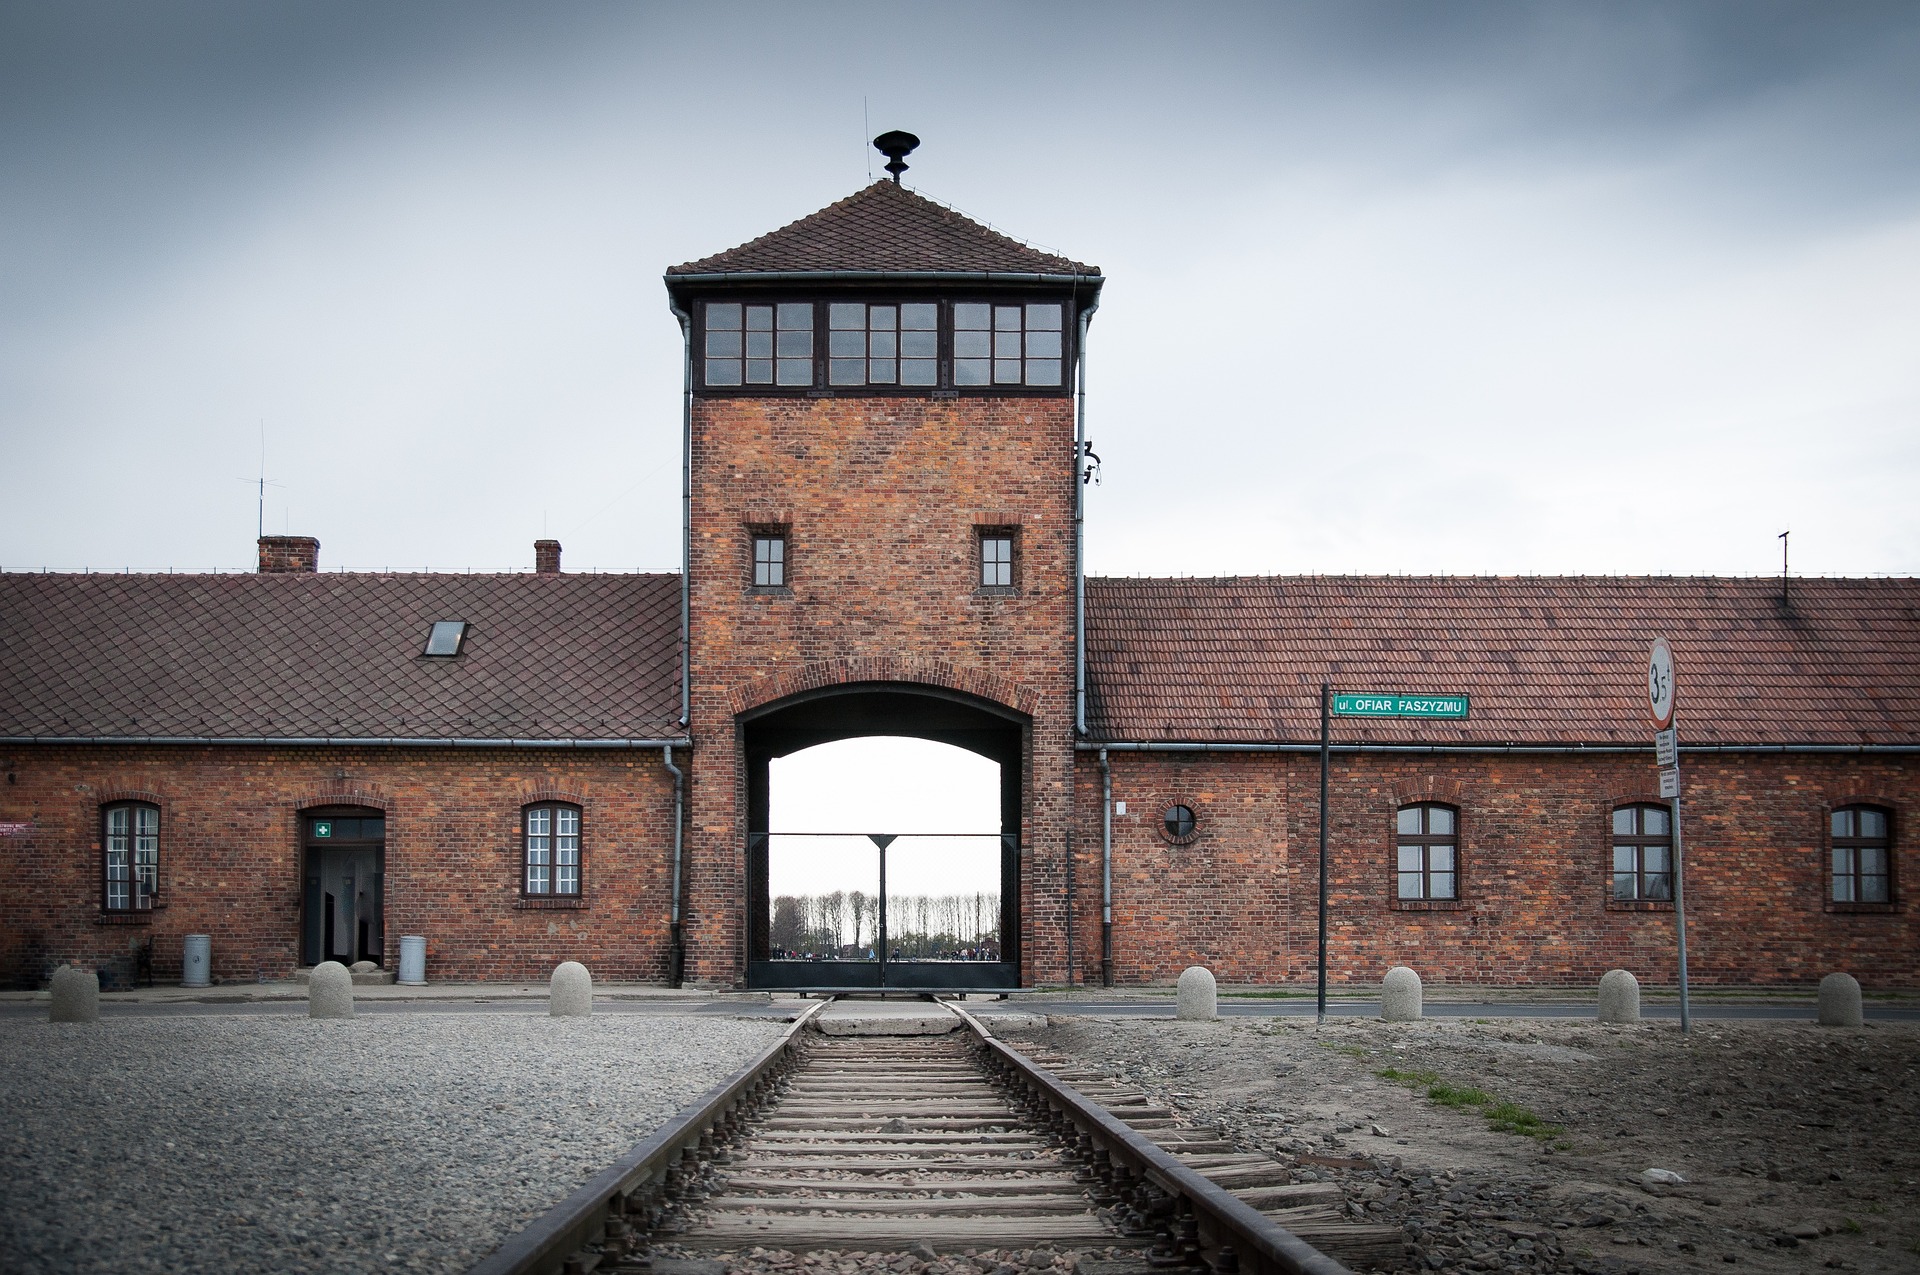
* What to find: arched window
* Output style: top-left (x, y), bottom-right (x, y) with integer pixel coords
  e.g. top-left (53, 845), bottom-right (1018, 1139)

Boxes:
top-left (523, 803), bottom-right (582, 897)
top-left (1831, 806), bottom-right (1892, 903)
top-left (1396, 804), bottom-right (1458, 900)
top-left (1612, 805), bottom-right (1672, 901)
top-left (102, 802), bottom-right (159, 911)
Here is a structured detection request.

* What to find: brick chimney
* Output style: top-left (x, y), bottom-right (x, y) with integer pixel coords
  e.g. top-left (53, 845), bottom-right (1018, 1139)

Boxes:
top-left (257, 535), bottom-right (319, 573)
top-left (534, 539), bottom-right (562, 574)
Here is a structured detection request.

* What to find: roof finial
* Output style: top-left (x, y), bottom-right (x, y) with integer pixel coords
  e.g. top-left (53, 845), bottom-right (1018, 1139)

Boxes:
top-left (872, 130), bottom-right (919, 184)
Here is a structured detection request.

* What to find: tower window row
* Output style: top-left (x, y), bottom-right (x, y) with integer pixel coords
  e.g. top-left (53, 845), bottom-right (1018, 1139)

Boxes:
top-left (700, 300), bottom-right (1068, 392)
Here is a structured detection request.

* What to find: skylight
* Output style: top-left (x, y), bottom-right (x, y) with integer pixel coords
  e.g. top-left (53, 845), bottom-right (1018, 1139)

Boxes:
top-left (423, 621), bottom-right (468, 657)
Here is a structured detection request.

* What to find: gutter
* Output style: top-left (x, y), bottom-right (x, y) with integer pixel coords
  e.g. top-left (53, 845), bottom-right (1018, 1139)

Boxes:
top-left (1074, 741), bottom-right (1920, 755)
top-left (4, 735), bottom-right (691, 749)
top-left (665, 270), bottom-right (1103, 288)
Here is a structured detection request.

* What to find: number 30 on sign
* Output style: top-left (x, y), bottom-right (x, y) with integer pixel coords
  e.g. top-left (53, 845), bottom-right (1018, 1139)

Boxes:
top-left (1647, 637), bottom-right (1676, 730)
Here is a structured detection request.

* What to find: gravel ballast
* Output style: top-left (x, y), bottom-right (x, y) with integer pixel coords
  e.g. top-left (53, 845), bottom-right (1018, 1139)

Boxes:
top-left (0, 1012), bottom-right (788, 1273)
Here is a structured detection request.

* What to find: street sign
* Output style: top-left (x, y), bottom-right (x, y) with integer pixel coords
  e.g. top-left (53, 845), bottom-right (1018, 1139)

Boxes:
top-left (1654, 728), bottom-right (1677, 768)
top-left (1330, 692), bottom-right (1469, 719)
top-left (1659, 768), bottom-right (1680, 798)
top-left (1647, 638), bottom-right (1676, 729)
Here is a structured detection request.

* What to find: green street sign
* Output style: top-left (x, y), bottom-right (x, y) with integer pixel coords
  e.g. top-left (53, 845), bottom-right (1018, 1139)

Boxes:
top-left (1332, 692), bottom-right (1470, 719)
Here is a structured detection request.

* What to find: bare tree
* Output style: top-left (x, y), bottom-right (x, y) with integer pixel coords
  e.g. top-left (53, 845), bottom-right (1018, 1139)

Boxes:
top-left (849, 890), bottom-right (869, 950)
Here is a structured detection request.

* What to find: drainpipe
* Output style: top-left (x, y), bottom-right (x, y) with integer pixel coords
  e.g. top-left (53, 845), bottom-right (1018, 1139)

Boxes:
top-left (667, 296), bottom-right (693, 730)
top-left (1099, 746), bottom-right (1113, 987)
top-left (662, 744), bottom-right (686, 988)
top-left (1073, 296), bottom-right (1099, 737)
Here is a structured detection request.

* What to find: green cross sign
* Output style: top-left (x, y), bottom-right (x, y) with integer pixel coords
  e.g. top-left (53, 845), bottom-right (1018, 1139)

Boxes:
top-left (1331, 692), bottom-right (1470, 719)
top-left (314, 821), bottom-right (332, 838)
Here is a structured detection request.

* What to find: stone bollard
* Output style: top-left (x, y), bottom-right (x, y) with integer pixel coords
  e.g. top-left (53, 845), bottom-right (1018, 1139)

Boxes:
top-left (1175, 965), bottom-right (1217, 1021)
top-left (551, 961), bottom-right (593, 1017)
top-left (308, 961), bottom-right (354, 1019)
top-left (1817, 972), bottom-right (1863, 1028)
top-left (49, 964), bottom-right (100, 1023)
top-left (1597, 969), bottom-right (1641, 1024)
top-left (1381, 966), bottom-right (1423, 1022)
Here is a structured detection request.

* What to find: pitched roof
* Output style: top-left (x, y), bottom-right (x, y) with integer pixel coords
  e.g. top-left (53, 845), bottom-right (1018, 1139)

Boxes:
top-left (667, 181), bottom-right (1099, 277)
top-left (0, 572), bottom-right (683, 742)
top-left (1084, 576), bottom-right (1920, 747)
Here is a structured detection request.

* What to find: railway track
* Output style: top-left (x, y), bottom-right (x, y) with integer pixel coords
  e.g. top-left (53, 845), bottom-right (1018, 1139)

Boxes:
top-left (471, 1000), bottom-right (1402, 1275)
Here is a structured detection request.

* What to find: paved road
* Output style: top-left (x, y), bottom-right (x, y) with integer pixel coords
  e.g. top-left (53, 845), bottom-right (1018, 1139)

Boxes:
top-left (6, 996), bottom-right (1914, 1021)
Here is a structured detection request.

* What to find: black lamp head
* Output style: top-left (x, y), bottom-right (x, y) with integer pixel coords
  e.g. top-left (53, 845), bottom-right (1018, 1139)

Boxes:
top-left (872, 130), bottom-right (920, 183)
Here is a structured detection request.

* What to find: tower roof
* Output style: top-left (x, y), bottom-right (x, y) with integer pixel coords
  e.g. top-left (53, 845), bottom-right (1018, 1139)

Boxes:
top-left (667, 181), bottom-right (1099, 279)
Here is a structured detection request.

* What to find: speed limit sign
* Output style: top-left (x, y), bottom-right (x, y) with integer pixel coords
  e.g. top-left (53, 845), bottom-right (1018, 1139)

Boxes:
top-left (1647, 637), bottom-right (1676, 730)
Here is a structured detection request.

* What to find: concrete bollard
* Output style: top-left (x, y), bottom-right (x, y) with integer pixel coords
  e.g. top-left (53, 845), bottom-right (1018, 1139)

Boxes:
top-left (1381, 966), bottom-right (1423, 1022)
top-left (49, 964), bottom-right (100, 1023)
top-left (550, 961), bottom-right (593, 1017)
top-left (1175, 965), bottom-right (1218, 1021)
top-left (1598, 969), bottom-right (1641, 1024)
top-left (308, 961), bottom-right (354, 1019)
top-left (1817, 972), bottom-right (1863, 1027)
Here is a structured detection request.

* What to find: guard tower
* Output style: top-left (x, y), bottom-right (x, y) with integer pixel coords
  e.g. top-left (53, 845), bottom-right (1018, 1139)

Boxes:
top-left (664, 136), bottom-right (1103, 989)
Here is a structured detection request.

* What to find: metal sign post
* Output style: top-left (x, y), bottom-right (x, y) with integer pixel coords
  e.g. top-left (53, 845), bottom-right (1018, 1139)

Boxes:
top-left (1647, 638), bottom-right (1691, 1033)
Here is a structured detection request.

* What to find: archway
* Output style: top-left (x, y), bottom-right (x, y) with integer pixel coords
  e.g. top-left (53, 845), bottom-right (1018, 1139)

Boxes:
top-left (741, 684), bottom-right (1023, 990)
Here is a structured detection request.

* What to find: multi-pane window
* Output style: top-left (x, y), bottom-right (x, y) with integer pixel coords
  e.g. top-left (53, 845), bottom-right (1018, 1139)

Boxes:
top-left (524, 804), bottom-right (581, 897)
top-left (980, 531), bottom-right (1013, 588)
top-left (1612, 805), bottom-right (1673, 901)
top-left (752, 533), bottom-right (787, 588)
top-left (103, 802), bottom-right (159, 911)
top-left (703, 302), bottom-right (815, 388)
top-left (953, 303), bottom-right (1064, 386)
top-left (829, 303), bottom-right (938, 386)
top-left (1832, 806), bottom-right (1892, 903)
top-left (1396, 804), bottom-right (1458, 900)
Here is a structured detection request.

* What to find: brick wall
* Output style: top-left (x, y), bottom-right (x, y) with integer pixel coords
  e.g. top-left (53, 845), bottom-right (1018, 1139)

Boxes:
top-left (1071, 750), bottom-right (1918, 988)
top-left (684, 394), bottom-right (1077, 987)
top-left (0, 744), bottom-right (677, 988)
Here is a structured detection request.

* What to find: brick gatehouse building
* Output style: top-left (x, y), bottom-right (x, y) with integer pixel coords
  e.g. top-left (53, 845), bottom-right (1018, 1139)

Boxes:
top-left (4, 148), bottom-right (1916, 991)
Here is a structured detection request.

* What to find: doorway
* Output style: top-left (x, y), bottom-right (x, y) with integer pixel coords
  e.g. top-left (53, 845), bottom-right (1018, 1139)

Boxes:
top-left (300, 809), bottom-right (385, 967)
top-left (742, 684), bottom-right (1024, 991)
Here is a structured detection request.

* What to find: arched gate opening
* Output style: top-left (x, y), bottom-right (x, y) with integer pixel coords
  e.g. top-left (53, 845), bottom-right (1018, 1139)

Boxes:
top-left (741, 684), bottom-right (1023, 990)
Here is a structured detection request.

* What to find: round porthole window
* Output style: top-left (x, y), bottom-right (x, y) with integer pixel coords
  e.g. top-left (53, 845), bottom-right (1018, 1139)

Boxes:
top-left (1161, 803), bottom-right (1198, 845)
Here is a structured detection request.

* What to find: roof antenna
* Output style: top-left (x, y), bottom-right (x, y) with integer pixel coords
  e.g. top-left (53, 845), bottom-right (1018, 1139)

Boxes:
top-left (872, 130), bottom-right (919, 184)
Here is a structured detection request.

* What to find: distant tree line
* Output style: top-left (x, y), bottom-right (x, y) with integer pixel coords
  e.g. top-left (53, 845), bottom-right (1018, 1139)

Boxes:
top-left (769, 890), bottom-right (1002, 960)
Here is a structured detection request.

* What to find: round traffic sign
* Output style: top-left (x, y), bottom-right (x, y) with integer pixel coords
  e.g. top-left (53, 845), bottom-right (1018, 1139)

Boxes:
top-left (1647, 637), bottom-right (1676, 729)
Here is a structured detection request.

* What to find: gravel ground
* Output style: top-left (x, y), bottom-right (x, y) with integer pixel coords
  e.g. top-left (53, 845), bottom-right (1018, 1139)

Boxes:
top-left (1009, 1015), bottom-right (1920, 1275)
top-left (0, 1012), bottom-right (788, 1274)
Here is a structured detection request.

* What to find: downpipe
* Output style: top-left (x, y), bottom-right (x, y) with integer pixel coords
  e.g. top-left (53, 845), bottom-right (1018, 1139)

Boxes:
top-left (1099, 746), bottom-right (1113, 987)
top-left (1073, 297), bottom-right (1098, 738)
top-left (662, 744), bottom-right (686, 988)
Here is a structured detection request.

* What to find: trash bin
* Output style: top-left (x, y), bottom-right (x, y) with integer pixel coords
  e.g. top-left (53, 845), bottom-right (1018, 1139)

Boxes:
top-left (398, 935), bottom-right (427, 986)
top-left (181, 934), bottom-right (211, 988)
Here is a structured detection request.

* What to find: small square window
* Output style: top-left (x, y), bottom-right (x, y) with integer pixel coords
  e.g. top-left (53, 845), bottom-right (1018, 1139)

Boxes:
top-left (423, 621), bottom-right (467, 656)
top-left (752, 534), bottom-right (787, 588)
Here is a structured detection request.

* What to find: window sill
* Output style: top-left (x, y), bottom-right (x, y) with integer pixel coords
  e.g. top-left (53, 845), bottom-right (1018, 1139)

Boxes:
top-left (515, 897), bottom-right (589, 910)
top-left (1605, 899), bottom-right (1675, 912)
top-left (974, 586), bottom-right (1020, 598)
top-left (747, 586), bottom-right (793, 599)
top-left (96, 912), bottom-right (154, 925)
top-left (1391, 899), bottom-right (1468, 911)
top-left (1826, 901), bottom-right (1899, 915)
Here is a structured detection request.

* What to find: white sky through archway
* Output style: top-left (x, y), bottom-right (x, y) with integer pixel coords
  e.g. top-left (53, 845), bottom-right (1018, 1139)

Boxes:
top-left (767, 736), bottom-right (1000, 900)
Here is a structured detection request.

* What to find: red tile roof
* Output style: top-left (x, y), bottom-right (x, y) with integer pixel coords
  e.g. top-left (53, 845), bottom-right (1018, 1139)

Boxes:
top-left (0, 572), bottom-right (683, 742)
top-left (667, 181), bottom-right (1099, 277)
top-left (1084, 576), bottom-right (1920, 746)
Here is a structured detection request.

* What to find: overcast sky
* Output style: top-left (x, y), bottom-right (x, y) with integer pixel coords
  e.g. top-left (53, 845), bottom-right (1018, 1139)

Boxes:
top-left (3, 1), bottom-right (1917, 578)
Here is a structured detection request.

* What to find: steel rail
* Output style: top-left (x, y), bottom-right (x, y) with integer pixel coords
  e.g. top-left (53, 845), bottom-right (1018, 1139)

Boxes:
top-left (946, 1002), bottom-right (1352, 1275)
top-left (468, 998), bottom-right (828, 1275)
